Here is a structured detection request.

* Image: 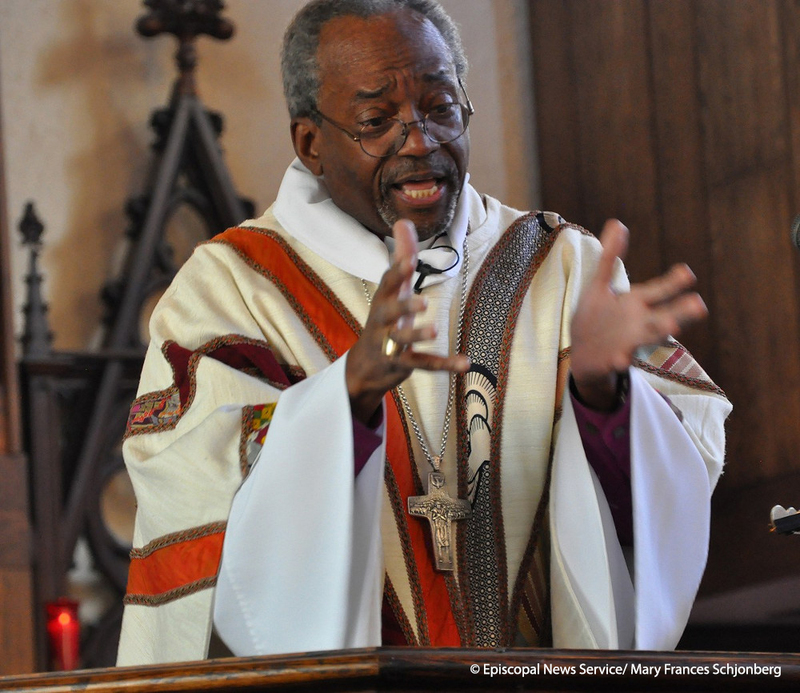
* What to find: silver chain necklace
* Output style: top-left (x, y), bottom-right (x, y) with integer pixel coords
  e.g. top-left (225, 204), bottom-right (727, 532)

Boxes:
top-left (360, 234), bottom-right (470, 474)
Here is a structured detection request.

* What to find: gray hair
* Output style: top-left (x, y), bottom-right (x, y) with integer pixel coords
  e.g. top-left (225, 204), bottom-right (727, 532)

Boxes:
top-left (281, 0), bottom-right (468, 121)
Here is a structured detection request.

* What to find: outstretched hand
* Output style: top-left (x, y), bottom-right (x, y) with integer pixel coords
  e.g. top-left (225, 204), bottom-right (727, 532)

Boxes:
top-left (346, 219), bottom-right (471, 424)
top-left (569, 219), bottom-right (708, 410)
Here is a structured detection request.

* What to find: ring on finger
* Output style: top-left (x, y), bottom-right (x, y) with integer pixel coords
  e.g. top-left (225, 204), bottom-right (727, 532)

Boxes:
top-left (382, 334), bottom-right (404, 359)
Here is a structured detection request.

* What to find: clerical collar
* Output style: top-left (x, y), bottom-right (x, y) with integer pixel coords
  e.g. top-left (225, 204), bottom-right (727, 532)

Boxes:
top-left (273, 157), bottom-right (470, 290)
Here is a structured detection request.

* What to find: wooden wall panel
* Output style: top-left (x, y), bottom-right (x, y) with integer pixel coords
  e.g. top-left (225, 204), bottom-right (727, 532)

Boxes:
top-left (0, 571), bottom-right (35, 673)
top-left (782, 0), bottom-right (800, 204)
top-left (569, 0), bottom-right (663, 283)
top-left (533, 0), bottom-right (663, 282)
top-left (695, 1), bottom-right (800, 484)
top-left (530, 0), bottom-right (800, 600)
top-left (531, 0), bottom-right (800, 486)
top-left (530, 0), bottom-right (583, 221)
top-left (696, 1), bottom-right (788, 187)
top-left (647, 0), bottom-right (717, 373)
top-left (707, 170), bottom-right (800, 485)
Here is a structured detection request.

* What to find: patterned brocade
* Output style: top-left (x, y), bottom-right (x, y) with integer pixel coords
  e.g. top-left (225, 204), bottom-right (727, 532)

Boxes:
top-left (240, 403), bottom-right (277, 475)
top-left (127, 389), bottom-right (181, 434)
top-left (457, 212), bottom-right (576, 648)
top-left (124, 335), bottom-right (295, 440)
top-left (636, 341), bottom-right (726, 397)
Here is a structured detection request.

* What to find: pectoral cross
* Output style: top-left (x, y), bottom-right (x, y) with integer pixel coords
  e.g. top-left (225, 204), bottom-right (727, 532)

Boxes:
top-left (408, 468), bottom-right (471, 571)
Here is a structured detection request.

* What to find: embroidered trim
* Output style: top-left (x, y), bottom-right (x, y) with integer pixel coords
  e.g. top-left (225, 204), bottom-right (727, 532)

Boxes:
top-left (508, 453), bottom-right (554, 647)
top-left (126, 523), bottom-right (226, 605)
top-left (634, 340), bottom-right (727, 397)
top-left (285, 364), bottom-right (307, 383)
top-left (125, 335), bottom-right (288, 439)
top-left (240, 403), bottom-right (278, 476)
top-left (456, 212), bottom-right (561, 647)
top-left (217, 227), bottom-right (364, 336)
top-left (209, 228), bottom-right (363, 362)
top-left (126, 386), bottom-right (181, 436)
top-left (384, 449), bottom-right (431, 646)
top-left (514, 521), bottom-right (552, 646)
top-left (443, 570), bottom-right (471, 646)
top-left (559, 340), bottom-right (727, 398)
top-left (552, 348), bottom-right (572, 425)
top-left (384, 574), bottom-right (418, 646)
top-left (124, 577), bottom-right (217, 606)
top-left (129, 521), bottom-right (227, 558)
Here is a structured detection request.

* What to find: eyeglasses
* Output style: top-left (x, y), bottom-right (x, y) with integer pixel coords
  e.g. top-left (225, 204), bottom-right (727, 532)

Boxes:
top-left (313, 83), bottom-right (474, 159)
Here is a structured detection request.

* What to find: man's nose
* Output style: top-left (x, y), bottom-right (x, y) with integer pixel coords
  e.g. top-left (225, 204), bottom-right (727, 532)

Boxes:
top-left (397, 119), bottom-right (439, 156)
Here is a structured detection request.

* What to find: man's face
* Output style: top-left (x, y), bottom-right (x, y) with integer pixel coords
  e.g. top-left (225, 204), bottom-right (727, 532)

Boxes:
top-left (307, 10), bottom-right (470, 241)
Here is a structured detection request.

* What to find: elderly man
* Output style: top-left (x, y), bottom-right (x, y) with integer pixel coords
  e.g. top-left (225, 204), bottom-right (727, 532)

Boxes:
top-left (117, 0), bottom-right (730, 665)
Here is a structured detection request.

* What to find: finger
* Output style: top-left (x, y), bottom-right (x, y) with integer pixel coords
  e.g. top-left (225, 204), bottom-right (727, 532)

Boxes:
top-left (594, 219), bottom-right (629, 288)
top-left (391, 322), bottom-right (437, 346)
top-left (393, 220), bottom-right (419, 277)
top-left (393, 220), bottom-right (419, 335)
top-left (374, 294), bottom-right (428, 327)
top-left (393, 219), bottom-right (419, 301)
top-left (636, 263), bottom-right (699, 306)
top-left (664, 292), bottom-right (708, 331)
top-left (398, 350), bottom-right (471, 373)
top-left (641, 293), bottom-right (708, 343)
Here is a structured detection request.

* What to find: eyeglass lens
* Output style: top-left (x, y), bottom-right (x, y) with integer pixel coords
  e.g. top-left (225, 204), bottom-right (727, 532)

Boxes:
top-left (359, 103), bottom-right (469, 158)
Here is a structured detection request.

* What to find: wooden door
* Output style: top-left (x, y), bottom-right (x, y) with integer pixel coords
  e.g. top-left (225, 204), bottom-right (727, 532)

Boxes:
top-left (530, 0), bottom-right (800, 605)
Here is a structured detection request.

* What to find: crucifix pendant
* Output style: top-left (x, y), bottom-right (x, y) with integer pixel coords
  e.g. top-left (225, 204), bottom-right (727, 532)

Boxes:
top-left (408, 470), bottom-right (471, 571)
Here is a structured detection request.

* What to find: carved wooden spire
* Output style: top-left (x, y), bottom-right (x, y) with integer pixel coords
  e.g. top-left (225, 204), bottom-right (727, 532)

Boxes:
top-left (19, 202), bottom-right (53, 358)
top-left (136, 0), bottom-right (235, 95)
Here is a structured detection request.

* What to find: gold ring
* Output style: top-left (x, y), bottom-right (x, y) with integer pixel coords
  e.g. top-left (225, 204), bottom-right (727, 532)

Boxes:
top-left (382, 334), bottom-right (403, 359)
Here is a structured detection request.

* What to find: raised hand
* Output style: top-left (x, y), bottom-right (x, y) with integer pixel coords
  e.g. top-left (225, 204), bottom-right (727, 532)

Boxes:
top-left (346, 219), bottom-right (471, 424)
top-left (569, 219), bottom-right (709, 410)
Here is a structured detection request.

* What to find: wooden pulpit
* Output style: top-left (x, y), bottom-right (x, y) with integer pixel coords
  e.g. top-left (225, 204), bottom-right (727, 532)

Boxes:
top-left (0, 648), bottom-right (798, 692)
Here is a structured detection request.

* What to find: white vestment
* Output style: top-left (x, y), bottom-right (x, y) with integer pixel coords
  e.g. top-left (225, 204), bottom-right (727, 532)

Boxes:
top-left (117, 159), bottom-right (731, 665)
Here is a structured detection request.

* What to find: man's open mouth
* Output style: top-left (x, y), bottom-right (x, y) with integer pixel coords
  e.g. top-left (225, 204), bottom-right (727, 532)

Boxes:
top-left (393, 178), bottom-right (445, 203)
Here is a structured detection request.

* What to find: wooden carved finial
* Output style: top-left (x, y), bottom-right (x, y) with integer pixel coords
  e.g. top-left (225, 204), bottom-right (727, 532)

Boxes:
top-left (136, 0), bottom-right (235, 95)
top-left (19, 201), bottom-right (44, 246)
top-left (19, 202), bottom-right (53, 358)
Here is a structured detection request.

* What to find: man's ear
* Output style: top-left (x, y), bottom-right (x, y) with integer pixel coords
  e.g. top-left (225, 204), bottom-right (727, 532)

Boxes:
top-left (291, 117), bottom-right (323, 176)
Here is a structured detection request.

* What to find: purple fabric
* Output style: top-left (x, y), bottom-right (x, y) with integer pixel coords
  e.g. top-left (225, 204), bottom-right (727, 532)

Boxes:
top-left (353, 413), bottom-right (383, 477)
top-left (571, 391), bottom-right (633, 546)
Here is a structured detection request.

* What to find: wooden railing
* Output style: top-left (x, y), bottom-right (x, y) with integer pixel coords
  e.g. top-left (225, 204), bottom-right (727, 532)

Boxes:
top-left (0, 648), bottom-right (798, 692)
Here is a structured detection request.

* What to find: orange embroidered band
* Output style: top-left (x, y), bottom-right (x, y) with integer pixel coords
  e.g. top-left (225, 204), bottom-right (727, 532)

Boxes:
top-left (125, 524), bottom-right (226, 605)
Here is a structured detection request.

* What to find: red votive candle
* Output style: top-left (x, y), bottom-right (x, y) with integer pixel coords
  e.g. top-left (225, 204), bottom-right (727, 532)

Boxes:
top-left (45, 598), bottom-right (80, 670)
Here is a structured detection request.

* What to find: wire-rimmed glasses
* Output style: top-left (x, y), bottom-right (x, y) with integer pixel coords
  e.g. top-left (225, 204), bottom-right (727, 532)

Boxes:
top-left (313, 84), bottom-right (474, 159)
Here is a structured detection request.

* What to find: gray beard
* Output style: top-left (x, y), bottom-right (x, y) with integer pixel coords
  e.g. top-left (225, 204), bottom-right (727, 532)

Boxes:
top-left (377, 191), bottom-right (460, 241)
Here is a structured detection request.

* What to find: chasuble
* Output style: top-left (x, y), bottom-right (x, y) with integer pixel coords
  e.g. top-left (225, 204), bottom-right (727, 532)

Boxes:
top-left (117, 161), bottom-right (731, 665)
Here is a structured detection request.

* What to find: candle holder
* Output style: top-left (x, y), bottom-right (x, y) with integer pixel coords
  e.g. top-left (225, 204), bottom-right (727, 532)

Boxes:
top-left (45, 598), bottom-right (80, 670)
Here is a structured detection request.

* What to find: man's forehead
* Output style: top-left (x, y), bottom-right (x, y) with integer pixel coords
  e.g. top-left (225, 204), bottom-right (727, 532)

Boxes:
top-left (316, 10), bottom-right (456, 88)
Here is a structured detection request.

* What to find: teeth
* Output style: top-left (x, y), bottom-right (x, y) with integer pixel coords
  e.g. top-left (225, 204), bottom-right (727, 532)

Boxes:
top-left (405, 183), bottom-right (438, 199)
